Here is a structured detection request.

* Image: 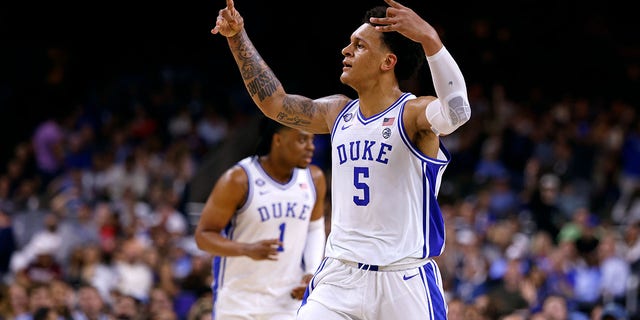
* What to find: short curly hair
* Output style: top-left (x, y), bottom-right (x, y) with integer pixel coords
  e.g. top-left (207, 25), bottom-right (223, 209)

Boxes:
top-left (254, 115), bottom-right (288, 157)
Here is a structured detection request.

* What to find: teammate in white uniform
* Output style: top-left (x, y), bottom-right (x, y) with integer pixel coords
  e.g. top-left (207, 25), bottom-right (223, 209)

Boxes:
top-left (195, 117), bottom-right (328, 320)
top-left (211, 0), bottom-right (471, 318)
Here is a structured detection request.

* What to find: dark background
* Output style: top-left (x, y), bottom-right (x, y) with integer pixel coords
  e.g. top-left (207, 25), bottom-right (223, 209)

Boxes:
top-left (1, 0), bottom-right (638, 166)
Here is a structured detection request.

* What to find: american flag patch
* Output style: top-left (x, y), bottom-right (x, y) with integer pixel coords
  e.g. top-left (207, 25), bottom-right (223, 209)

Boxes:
top-left (382, 117), bottom-right (395, 126)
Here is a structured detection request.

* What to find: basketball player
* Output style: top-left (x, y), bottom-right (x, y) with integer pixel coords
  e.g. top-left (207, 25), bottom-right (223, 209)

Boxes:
top-left (211, 0), bottom-right (471, 318)
top-left (194, 117), bottom-right (327, 319)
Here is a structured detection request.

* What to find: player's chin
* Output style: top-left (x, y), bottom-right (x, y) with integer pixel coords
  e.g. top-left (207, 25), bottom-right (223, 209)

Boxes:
top-left (297, 158), bottom-right (312, 168)
top-left (339, 73), bottom-right (350, 84)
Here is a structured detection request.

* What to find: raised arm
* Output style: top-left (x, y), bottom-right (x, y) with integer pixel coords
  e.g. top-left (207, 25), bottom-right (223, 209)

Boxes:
top-left (370, 0), bottom-right (470, 138)
top-left (212, 0), bottom-right (349, 134)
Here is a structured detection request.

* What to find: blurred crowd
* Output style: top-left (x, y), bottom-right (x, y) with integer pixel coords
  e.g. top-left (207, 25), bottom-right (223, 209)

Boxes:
top-left (1, 6), bottom-right (639, 320)
top-left (1, 76), bottom-right (639, 320)
top-left (0, 85), bottom-right (221, 319)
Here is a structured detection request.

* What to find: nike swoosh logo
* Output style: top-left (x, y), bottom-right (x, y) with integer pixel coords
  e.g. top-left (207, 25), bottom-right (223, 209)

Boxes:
top-left (403, 274), bottom-right (419, 281)
top-left (341, 124), bottom-right (352, 130)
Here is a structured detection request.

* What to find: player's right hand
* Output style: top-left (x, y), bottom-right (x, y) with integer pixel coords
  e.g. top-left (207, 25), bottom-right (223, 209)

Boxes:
top-left (245, 238), bottom-right (281, 260)
top-left (211, 0), bottom-right (244, 37)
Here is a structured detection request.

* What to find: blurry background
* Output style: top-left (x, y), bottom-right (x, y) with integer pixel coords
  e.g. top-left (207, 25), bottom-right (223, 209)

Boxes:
top-left (0, 1), bottom-right (639, 319)
top-left (2, 0), bottom-right (637, 150)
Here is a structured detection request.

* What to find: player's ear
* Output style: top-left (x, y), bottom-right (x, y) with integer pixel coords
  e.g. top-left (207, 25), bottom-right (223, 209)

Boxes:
top-left (272, 131), bottom-right (285, 148)
top-left (381, 54), bottom-right (397, 71)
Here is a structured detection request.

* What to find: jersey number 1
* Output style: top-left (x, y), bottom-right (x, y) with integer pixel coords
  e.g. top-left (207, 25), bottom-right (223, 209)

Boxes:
top-left (277, 223), bottom-right (285, 251)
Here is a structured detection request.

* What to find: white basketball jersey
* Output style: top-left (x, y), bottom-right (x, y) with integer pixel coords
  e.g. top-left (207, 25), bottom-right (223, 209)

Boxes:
top-left (325, 92), bottom-right (451, 267)
top-left (211, 156), bottom-right (317, 316)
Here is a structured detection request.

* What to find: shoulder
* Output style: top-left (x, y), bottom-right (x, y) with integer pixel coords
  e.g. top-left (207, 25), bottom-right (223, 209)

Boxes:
top-left (401, 95), bottom-right (441, 153)
top-left (218, 163), bottom-right (250, 189)
top-left (308, 164), bottom-right (326, 179)
top-left (316, 94), bottom-right (352, 107)
top-left (307, 164), bottom-right (327, 189)
top-left (404, 95), bottom-right (436, 111)
top-left (402, 95), bottom-right (437, 129)
top-left (208, 163), bottom-right (250, 203)
top-left (316, 94), bottom-right (353, 123)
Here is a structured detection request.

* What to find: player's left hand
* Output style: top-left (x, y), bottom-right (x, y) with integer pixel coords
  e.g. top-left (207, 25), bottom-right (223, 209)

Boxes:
top-left (289, 273), bottom-right (313, 300)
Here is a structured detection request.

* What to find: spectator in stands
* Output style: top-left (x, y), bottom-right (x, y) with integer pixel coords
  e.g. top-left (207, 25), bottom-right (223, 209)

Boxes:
top-left (0, 207), bottom-right (16, 280)
top-left (110, 292), bottom-right (142, 320)
top-left (4, 282), bottom-right (31, 320)
top-left (50, 279), bottom-right (74, 319)
top-left (112, 238), bottom-right (153, 303)
top-left (31, 115), bottom-right (66, 190)
top-left (27, 282), bottom-right (56, 318)
top-left (72, 283), bottom-right (111, 320)
top-left (597, 230), bottom-right (631, 305)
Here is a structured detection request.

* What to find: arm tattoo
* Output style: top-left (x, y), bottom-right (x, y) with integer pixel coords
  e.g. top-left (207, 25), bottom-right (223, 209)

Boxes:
top-left (283, 96), bottom-right (315, 118)
top-left (247, 71), bottom-right (279, 102)
top-left (229, 30), bottom-right (335, 131)
top-left (276, 112), bottom-right (312, 126)
top-left (236, 41), bottom-right (260, 78)
top-left (231, 31), bottom-right (281, 102)
top-left (279, 95), bottom-right (315, 126)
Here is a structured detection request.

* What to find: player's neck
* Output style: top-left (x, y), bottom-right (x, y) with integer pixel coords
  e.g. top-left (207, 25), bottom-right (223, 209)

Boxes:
top-left (358, 87), bottom-right (404, 118)
top-left (258, 155), bottom-right (293, 184)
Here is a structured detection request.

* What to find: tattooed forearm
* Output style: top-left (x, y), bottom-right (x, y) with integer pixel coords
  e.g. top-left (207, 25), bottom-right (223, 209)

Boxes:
top-left (230, 30), bottom-right (281, 102)
top-left (236, 38), bottom-right (254, 59)
top-left (227, 29), bottom-right (334, 133)
top-left (276, 112), bottom-right (312, 127)
top-left (239, 58), bottom-right (261, 80)
top-left (283, 96), bottom-right (315, 118)
top-left (231, 32), bottom-right (263, 80)
top-left (247, 71), bottom-right (280, 101)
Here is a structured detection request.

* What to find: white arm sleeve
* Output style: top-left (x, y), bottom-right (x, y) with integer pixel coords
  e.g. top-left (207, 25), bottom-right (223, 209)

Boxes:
top-left (425, 46), bottom-right (471, 135)
top-left (303, 217), bottom-right (326, 274)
